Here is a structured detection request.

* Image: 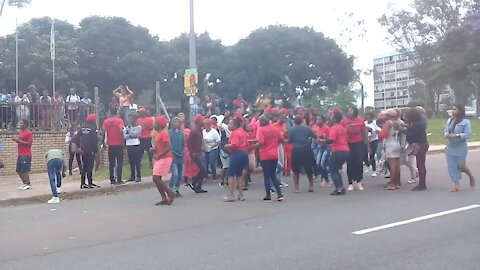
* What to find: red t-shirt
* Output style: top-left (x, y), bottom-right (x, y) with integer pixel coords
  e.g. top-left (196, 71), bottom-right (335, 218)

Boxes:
top-left (313, 125), bottom-right (330, 146)
top-left (154, 129), bottom-right (172, 159)
top-left (137, 117), bottom-right (154, 138)
top-left (229, 128), bottom-right (248, 153)
top-left (341, 117), bottom-right (366, 144)
top-left (328, 124), bottom-right (349, 152)
top-left (257, 124), bottom-right (281, 161)
top-left (18, 130), bottom-right (33, 156)
top-left (102, 116), bottom-right (125, 146)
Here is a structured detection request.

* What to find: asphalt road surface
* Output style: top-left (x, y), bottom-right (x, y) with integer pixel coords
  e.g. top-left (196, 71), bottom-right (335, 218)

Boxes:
top-left (1, 151), bottom-right (480, 270)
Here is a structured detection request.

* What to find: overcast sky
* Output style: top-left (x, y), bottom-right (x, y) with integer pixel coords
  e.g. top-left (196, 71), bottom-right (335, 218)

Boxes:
top-left (0, 0), bottom-right (412, 106)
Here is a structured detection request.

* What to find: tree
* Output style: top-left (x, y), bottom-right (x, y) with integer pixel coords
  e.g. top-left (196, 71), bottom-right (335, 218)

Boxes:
top-left (222, 25), bottom-right (355, 101)
top-left (304, 87), bottom-right (357, 116)
top-left (379, 0), bottom-right (479, 114)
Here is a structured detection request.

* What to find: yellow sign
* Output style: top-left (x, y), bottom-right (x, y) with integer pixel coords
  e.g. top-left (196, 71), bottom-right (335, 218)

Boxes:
top-left (184, 68), bottom-right (198, 96)
top-left (184, 87), bottom-right (198, 96)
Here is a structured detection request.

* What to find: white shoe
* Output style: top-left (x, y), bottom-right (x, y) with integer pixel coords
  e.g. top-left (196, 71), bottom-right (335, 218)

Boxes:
top-left (372, 172), bottom-right (377, 177)
top-left (47, 197), bottom-right (60, 204)
top-left (18, 184), bottom-right (26, 190)
top-left (281, 181), bottom-right (289, 187)
top-left (364, 169), bottom-right (370, 173)
top-left (356, 182), bottom-right (364, 191)
top-left (347, 184), bottom-right (354, 192)
top-left (20, 184), bottom-right (31, 191)
top-left (56, 187), bottom-right (62, 194)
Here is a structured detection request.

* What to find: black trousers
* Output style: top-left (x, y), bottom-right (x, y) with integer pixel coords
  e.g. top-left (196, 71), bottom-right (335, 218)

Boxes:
top-left (139, 138), bottom-right (153, 166)
top-left (81, 152), bottom-right (95, 185)
top-left (69, 152), bottom-right (82, 173)
top-left (108, 145), bottom-right (124, 183)
top-left (347, 142), bottom-right (365, 184)
top-left (127, 145), bottom-right (142, 179)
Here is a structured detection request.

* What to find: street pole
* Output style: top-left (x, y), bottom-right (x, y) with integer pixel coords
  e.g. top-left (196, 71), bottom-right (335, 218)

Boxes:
top-left (15, 17), bottom-right (18, 95)
top-left (360, 81), bottom-right (364, 115)
top-left (188, 0), bottom-right (197, 124)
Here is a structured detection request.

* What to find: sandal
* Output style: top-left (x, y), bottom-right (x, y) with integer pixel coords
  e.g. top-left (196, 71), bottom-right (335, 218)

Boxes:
top-left (384, 185), bottom-right (397, 190)
top-left (155, 200), bottom-right (169, 206)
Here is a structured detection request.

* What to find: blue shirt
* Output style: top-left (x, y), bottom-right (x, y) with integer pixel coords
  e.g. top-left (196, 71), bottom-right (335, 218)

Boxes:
top-left (168, 128), bottom-right (184, 159)
top-left (288, 125), bottom-right (317, 148)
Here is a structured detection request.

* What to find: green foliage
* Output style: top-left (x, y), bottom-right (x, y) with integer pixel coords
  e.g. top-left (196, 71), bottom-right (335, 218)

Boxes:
top-left (303, 87), bottom-right (357, 116)
top-left (0, 17), bottom-right (354, 105)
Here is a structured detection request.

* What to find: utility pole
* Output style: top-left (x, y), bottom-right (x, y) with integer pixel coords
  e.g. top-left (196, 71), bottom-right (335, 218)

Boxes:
top-left (9, 0), bottom-right (31, 95)
top-left (188, 0), bottom-right (197, 124)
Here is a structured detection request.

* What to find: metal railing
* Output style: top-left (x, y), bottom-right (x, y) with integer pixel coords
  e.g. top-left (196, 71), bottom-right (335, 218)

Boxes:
top-left (0, 102), bottom-right (95, 131)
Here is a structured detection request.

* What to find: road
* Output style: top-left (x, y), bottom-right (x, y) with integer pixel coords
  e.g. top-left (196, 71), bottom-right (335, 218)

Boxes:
top-left (1, 151), bottom-right (480, 270)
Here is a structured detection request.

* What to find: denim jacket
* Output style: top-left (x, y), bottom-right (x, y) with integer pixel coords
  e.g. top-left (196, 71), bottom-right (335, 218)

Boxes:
top-left (444, 118), bottom-right (471, 144)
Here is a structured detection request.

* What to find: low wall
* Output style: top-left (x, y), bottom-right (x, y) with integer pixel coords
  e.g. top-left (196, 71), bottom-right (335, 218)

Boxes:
top-left (0, 131), bottom-right (69, 175)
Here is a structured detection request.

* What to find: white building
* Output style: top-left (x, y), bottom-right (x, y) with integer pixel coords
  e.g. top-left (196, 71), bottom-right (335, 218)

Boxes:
top-left (373, 52), bottom-right (417, 110)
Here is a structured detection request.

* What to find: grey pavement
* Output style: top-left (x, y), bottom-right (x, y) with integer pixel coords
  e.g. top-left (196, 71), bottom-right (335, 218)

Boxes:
top-left (1, 151), bottom-right (480, 270)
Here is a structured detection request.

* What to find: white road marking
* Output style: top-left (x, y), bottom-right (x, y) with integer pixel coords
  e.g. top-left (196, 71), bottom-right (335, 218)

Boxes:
top-left (353, 204), bottom-right (480, 235)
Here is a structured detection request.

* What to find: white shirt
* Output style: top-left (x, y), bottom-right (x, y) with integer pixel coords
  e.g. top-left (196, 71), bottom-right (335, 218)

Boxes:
top-left (66, 94), bottom-right (81, 110)
top-left (365, 120), bottom-right (381, 141)
top-left (202, 128), bottom-right (221, 152)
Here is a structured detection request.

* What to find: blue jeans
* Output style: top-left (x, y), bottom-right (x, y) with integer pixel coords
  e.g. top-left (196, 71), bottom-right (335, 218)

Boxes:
top-left (205, 148), bottom-right (219, 180)
top-left (47, 158), bottom-right (63, 197)
top-left (261, 160), bottom-right (282, 198)
top-left (169, 157), bottom-right (184, 192)
top-left (316, 145), bottom-right (330, 180)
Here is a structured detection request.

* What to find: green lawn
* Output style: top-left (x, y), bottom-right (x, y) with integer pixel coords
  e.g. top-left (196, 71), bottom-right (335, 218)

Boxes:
top-left (94, 156), bottom-right (153, 181)
top-left (426, 118), bottom-right (480, 145)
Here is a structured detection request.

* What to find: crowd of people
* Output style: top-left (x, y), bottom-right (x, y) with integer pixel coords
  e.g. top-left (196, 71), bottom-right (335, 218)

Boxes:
top-left (11, 90), bottom-right (476, 205)
top-left (0, 85), bottom-right (96, 130)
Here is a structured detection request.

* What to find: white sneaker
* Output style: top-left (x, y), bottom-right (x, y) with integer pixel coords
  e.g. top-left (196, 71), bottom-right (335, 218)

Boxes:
top-left (281, 181), bottom-right (289, 187)
top-left (18, 184), bottom-right (26, 190)
top-left (56, 187), bottom-right (62, 194)
top-left (356, 182), bottom-right (364, 191)
top-left (364, 169), bottom-right (370, 173)
top-left (347, 184), bottom-right (354, 192)
top-left (372, 172), bottom-right (377, 177)
top-left (20, 184), bottom-right (31, 191)
top-left (47, 197), bottom-right (60, 204)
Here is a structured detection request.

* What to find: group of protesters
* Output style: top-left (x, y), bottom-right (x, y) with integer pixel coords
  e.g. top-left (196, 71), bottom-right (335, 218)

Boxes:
top-left (11, 89), bottom-right (476, 205)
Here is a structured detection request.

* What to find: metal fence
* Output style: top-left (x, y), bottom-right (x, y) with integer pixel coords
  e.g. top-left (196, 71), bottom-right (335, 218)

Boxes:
top-left (0, 103), bottom-right (95, 130)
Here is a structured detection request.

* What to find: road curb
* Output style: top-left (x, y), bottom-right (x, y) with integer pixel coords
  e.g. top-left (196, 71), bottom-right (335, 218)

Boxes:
top-left (426, 145), bottom-right (480, 155)
top-left (0, 181), bottom-right (156, 208)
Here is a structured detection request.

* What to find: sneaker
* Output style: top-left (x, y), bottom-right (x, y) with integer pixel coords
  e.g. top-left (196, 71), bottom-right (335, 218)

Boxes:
top-left (356, 182), bottom-right (364, 191)
top-left (116, 180), bottom-right (128, 186)
top-left (56, 187), bottom-right (62, 194)
top-left (223, 196), bottom-right (235, 202)
top-left (364, 168), bottom-right (370, 173)
top-left (347, 184), bottom-right (354, 192)
top-left (126, 178), bottom-right (135, 182)
top-left (218, 182), bottom-right (225, 188)
top-left (277, 196), bottom-right (284, 202)
top-left (263, 197), bottom-right (272, 202)
top-left (18, 184), bottom-right (26, 190)
top-left (89, 183), bottom-right (100, 188)
top-left (195, 188), bottom-right (208, 194)
top-left (175, 191), bottom-right (183, 197)
top-left (281, 181), bottom-right (289, 187)
top-left (237, 195), bottom-right (245, 201)
top-left (330, 188), bottom-right (346, 196)
top-left (20, 184), bottom-right (31, 191)
top-left (135, 178), bottom-right (142, 183)
top-left (47, 197), bottom-right (60, 204)
top-left (372, 172), bottom-right (378, 177)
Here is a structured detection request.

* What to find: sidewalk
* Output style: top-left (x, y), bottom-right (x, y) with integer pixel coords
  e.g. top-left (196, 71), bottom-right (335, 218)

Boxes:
top-left (2, 142), bottom-right (480, 207)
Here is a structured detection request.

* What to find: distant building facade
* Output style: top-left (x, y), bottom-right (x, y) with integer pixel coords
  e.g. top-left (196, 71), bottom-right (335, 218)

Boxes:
top-left (373, 52), bottom-right (417, 110)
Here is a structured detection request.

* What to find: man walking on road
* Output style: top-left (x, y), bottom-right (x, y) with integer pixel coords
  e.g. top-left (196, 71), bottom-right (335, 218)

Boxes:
top-left (102, 108), bottom-right (127, 186)
top-left (15, 119), bottom-right (33, 191)
top-left (168, 117), bottom-right (185, 197)
top-left (188, 114), bottom-right (208, 193)
top-left (45, 149), bottom-right (67, 204)
top-left (80, 114), bottom-right (100, 189)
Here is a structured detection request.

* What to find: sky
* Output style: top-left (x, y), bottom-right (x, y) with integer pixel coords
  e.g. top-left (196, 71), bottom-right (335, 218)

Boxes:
top-left (0, 0), bottom-right (412, 106)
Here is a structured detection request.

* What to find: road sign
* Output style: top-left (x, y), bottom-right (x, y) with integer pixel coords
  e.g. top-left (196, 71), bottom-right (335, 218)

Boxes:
top-left (184, 68), bottom-right (198, 96)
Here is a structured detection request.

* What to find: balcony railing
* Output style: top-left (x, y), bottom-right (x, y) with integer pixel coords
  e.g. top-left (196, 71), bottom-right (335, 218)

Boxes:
top-left (0, 102), bottom-right (96, 131)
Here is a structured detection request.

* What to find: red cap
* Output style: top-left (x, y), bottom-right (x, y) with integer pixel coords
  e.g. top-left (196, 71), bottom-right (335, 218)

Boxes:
top-left (156, 116), bottom-right (168, 127)
top-left (193, 114), bottom-right (204, 123)
top-left (86, 114), bottom-right (96, 122)
top-left (204, 118), bottom-right (212, 126)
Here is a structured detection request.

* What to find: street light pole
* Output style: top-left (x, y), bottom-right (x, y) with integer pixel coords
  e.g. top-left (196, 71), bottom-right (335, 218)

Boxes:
top-left (189, 0), bottom-right (196, 69)
top-left (15, 16), bottom-right (18, 95)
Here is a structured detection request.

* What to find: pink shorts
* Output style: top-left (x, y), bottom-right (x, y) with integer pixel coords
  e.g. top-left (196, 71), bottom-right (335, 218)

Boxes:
top-left (153, 157), bottom-right (173, 177)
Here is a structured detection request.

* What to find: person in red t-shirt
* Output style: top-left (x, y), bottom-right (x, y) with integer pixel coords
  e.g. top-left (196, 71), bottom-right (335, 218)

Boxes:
top-left (152, 116), bottom-right (175, 206)
top-left (256, 115), bottom-right (284, 202)
top-left (15, 119), bottom-right (33, 191)
top-left (313, 116), bottom-right (331, 187)
top-left (341, 107), bottom-right (369, 192)
top-left (102, 107), bottom-right (126, 185)
top-left (137, 108), bottom-right (154, 168)
top-left (223, 117), bottom-right (249, 202)
top-left (327, 111), bottom-right (350, 195)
